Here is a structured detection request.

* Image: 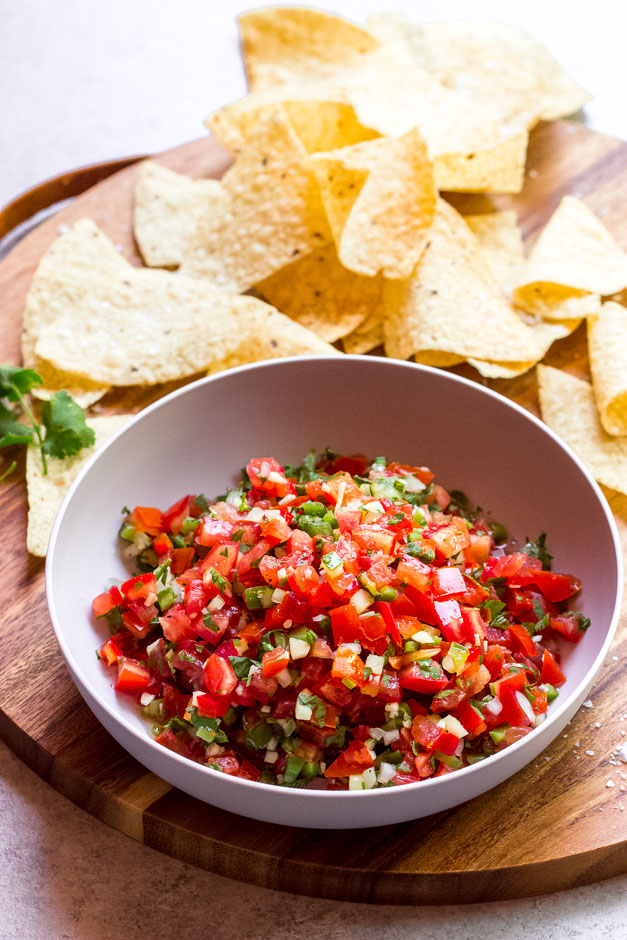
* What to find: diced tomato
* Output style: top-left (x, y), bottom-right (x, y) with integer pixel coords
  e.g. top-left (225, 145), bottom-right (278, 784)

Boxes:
top-left (423, 521), bottom-right (468, 557)
top-left (152, 532), bottom-right (173, 557)
top-left (161, 495), bottom-right (194, 535)
top-left (319, 454), bottom-right (369, 477)
top-left (357, 613), bottom-right (388, 655)
top-left (372, 601), bottom-right (401, 645)
top-left (200, 542), bottom-right (238, 579)
top-left (399, 660), bottom-right (448, 694)
top-left (202, 653), bottom-right (237, 696)
top-left (92, 591), bottom-right (117, 618)
top-left (324, 740), bottom-right (374, 778)
top-left (483, 644), bottom-right (509, 680)
top-left (352, 524), bottom-right (395, 554)
top-left (540, 648), bottom-right (566, 686)
top-left (121, 602), bottom-right (157, 639)
top-left (262, 516), bottom-right (292, 546)
top-left (160, 605), bottom-right (195, 643)
top-left (288, 563), bottom-right (319, 600)
top-left (411, 714), bottom-right (443, 750)
top-left (99, 637), bottom-right (122, 666)
top-left (431, 566), bottom-right (466, 598)
top-left (115, 657), bottom-right (152, 693)
top-left (433, 599), bottom-right (465, 643)
top-left (330, 603), bottom-right (361, 645)
top-left (457, 701), bottom-right (487, 737)
top-left (313, 675), bottom-right (353, 708)
top-left (481, 553), bottom-right (527, 582)
top-left (262, 646), bottom-right (290, 678)
top-left (196, 517), bottom-right (234, 547)
top-left (247, 457), bottom-right (295, 498)
top-left (397, 556), bottom-right (432, 592)
top-left (331, 646), bottom-right (365, 688)
top-left (121, 572), bottom-right (157, 602)
top-left (403, 585), bottom-right (438, 626)
top-left (513, 567), bottom-right (582, 603)
top-left (549, 612), bottom-right (588, 643)
top-left (128, 506), bottom-right (163, 536)
top-left (196, 691), bottom-right (232, 718)
top-left (237, 539), bottom-right (272, 581)
top-left (171, 546), bottom-right (195, 575)
top-left (508, 621), bottom-right (538, 657)
top-left (208, 754), bottom-right (240, 773)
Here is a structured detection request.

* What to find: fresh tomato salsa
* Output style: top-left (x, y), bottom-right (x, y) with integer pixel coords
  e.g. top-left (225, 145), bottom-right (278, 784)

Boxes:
top-left (93, 451), bottom-right (588, 790)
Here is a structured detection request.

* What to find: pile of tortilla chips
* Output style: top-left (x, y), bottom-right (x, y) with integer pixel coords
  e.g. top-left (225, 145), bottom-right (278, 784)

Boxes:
top-left (19, 7), bottom-right (627, 554)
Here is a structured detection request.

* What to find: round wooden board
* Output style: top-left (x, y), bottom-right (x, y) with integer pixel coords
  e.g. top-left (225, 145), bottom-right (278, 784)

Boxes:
top-left (1, 122), bottom-right (626, 905)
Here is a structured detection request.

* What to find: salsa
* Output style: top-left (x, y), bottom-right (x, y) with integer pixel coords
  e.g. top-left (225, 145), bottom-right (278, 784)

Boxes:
top-left (92, 451), bottom-right (588, 790)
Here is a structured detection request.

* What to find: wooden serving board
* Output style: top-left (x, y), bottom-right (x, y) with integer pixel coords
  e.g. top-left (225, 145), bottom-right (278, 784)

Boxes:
top-left (1, 121), bottom-right (626, 905)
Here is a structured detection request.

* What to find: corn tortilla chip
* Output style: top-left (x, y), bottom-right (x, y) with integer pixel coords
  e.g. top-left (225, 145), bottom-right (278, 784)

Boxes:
top-left (588, 301), bottom-right (627, 436)
top-left (22, 219), bottom-right (115, 405)
top-left (433, 131), bottom-right (528, 195)
top-left (311, 129), bottom-right (436, 278)
top-left (514, 196), bottom-right (627, 317)
top-left (366, 15), bottom-right (590, 132)
top-left (206, 297), bottom-right (341, 374)
top-left (383, 199), bottom-right (576, 363)
top-left (341, 310), bottom-right (384, 355)
top-left (537, 365), bottom-right (627, 495)
top-left (208, 94), bottom-right (379, 157)
top-left (134, 161), bottom-right (228, 268)
top-left (253, 242), bottom-right (380, 342)
top-left (464, 211), bottom-right (524, 295)
top-left (239, 8), bottom-right (379, 90)
top-left (27, 414), bottom-right (131, 556)
top-left (180, 107), bottom-right (331, 291)
top-left (33, 222), bottom-right (337, 386)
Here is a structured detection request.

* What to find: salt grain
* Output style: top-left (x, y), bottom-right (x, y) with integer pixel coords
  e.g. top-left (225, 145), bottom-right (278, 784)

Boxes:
top-left (583, 700), bottom-right (594, 708)
top-left (585, 750), bottom-right (595, 756)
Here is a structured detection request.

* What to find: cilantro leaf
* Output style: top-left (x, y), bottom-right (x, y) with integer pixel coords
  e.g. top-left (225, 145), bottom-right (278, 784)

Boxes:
top-left (0, 366), bottom-right (43, 400)
top-left (284, 448), bottom-right (323, 483)
top-left (41, 390), bottom-right (95, 459)
top-left (0, 401), bottom-right (34, 447)
top-left (521, 532), bottom-right (553, 571)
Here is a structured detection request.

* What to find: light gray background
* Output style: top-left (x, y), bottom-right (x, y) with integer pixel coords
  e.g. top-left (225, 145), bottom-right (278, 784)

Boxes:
top-left (2, 1), bottom-right (627, 936)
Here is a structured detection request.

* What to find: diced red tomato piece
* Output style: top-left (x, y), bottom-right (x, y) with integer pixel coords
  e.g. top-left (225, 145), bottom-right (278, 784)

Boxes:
top-left (330, 603), bottom-right (361, 645)
top-left (331, 646), bottom-right (365, 688)
top-left (324, 740), bottom-right (374, 778)
top-left (508, 621), bottom-right (538, 657)
top-left (549, 612), bottom-right (588, 643)
top-left (115, 657), bottom-right (152, 693)
top-left (431, 566), bottom-right (466, 598)
top-left (99, 637), bottom-right (122, 666)
top-left (196, 692), bottom-right (232, 718)
top-left (171, 546), bottom-right (195, 575)
top-left (152, 532), bottom-right (173, 557)
top-left (540, 648), bottom-right (566, 686)
top-left (161, 495), bottom-right (193, 535)
top-left (200, 542), bottom-right (238, 579)
top-left (92, 591), bottom-right (117, 618)
top-left (202, 653), bottom-right (237, 696)
top-left (121, 572), bottom-right (157, 602)
top-left (196, 518), bottom-right (234, 547)
top-left (261, 646), bottom-right (290, 678)
top-left (399, 660), bottom-right (448, 694)
top-left (128, 506), bottom-right (163, 536)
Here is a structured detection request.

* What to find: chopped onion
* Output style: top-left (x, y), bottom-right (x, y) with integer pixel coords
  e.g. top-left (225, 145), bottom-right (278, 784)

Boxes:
top-left (515, 690), bottom-right (536, 724)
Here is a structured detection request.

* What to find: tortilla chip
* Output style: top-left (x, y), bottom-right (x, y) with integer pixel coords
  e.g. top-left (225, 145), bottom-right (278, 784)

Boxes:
top-left (537, 365), bottom-right (627, 495)
top-left (239, 7), bottom-right (379, 90)
top-left (208, 94), bottom-right (380, 157)
top-left (341, 310), bottom-right (384, 355)
top-left (22, 219), bottom-right (119, 405)
top-left (134, 162), bottom-right (228, 268)
top-left (383, 199), bottom-right (575, 363)
top-left (434, 131), bottom-right (528, 195)
top-left (205, 297), bottom-right (341, 373)
top-left (253, 242), bottom-right (380, 342)
top-left (311, 129), bottom-right (436, 278)
top-left (366, 15), bottom-right (590, 131)
top-left (180, 107), bottom-right (331, 291)
top-left (464, 211), bottom-right (524, 295)
top-left (33, 222), bottom-right (338, 386)
top-left (466, 359), bottom-right (536, 379)
top-left (26, 414), bottom-right (131, 556)
top-left (514, 196), bottom-right (627, 318)
top-left (588, 301), bottom-right (627, 436)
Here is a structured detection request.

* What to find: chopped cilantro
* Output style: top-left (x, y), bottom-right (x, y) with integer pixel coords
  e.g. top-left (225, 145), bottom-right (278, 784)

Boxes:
top-left (521, 532), bottom-right (553, 570)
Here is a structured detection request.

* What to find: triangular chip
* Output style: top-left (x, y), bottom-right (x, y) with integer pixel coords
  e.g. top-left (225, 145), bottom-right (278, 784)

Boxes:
top-left (206, 297), bottom-right (341, 373)
top-left (22, 219), bottom-right (116, 405)
top-left (134, 161), bottom-right (228, 268)
top-left (33, 222), bottom-right (338, 386)
top-left (382, 199), bottom-right (575, 363)
top-left (537, 365), bottom-right (627, 495)
top-left (208, 94), bottom-right (380, 157)
top-left (180, 107), bottom-right (331, 291)
top-left (341, 310), bottom-right (384, 355)
top-left (514, 196), bottom-right (627, 318)
top-left (253, 242), bottom-right (380, 342)
top-left (464, 211), bottom-right (524, 295)
top-left (366, 15), bottom-right (590, 131)
top-left (27, 414), bottom-right (131, 556)
top-left (433, 131), bottom-right (528, 195)
top-left (588, 301), bottom-right (627, 436)
top-left (311, 129), bottom-right (436, 278)
top-left (239, 7), bottom-right (379, 90)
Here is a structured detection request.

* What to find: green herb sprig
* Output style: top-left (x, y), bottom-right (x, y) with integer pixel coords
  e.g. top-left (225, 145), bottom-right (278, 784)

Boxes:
top-left (0, 366), bottom-right (94, 478)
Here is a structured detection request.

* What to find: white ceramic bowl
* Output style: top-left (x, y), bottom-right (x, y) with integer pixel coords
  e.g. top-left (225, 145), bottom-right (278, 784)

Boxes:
top-left (46, 357), bottom-right (623, 829)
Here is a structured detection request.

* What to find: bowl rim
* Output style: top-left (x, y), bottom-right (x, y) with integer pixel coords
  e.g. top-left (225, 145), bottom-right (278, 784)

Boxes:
top-left (45, 355), bottom-right (624, 804)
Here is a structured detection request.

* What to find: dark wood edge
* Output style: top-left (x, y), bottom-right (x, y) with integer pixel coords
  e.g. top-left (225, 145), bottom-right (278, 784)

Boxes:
top-left (0, 155), bottom-right (148, 239)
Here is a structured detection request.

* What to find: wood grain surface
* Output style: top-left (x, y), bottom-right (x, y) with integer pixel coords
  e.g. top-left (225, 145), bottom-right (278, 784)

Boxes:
top-left (0, 121), bottom-right (626, 905)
